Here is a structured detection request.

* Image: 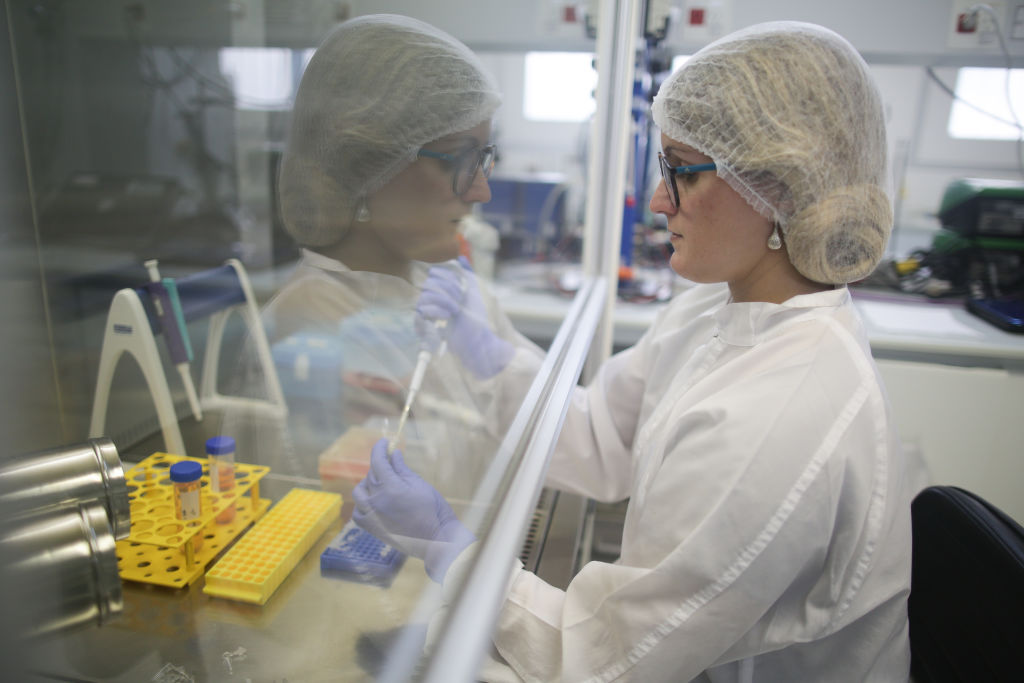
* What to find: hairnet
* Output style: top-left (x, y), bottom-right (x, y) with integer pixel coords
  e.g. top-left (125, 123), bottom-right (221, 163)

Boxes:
top-left (279, 14), bottom-right (501, 247)
top-left (651, 22), bottom-right (891, 284)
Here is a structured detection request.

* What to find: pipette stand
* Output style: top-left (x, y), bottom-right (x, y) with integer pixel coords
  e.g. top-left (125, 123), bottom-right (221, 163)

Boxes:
top-left (90, 258), bottom-right (286, 456)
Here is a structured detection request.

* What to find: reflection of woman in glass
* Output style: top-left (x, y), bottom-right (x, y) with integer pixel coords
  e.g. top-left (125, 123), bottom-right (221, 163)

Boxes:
top-left (227, 15), bottom-right (534, 500)
top-left (355, 22), bottom-right (923, 681)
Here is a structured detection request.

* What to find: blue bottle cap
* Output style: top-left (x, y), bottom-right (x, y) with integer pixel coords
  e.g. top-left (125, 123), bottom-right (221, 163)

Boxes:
top-left (169, 460), bottom-right (203, 483)
top-left (205, 436), bottom-right (236, 456)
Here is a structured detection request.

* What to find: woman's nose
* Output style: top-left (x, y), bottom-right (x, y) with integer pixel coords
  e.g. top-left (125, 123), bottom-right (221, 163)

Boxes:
top-left (462, 172), bottom-right (492, 204)
top-left (649, 179), bottom-right (675, 215)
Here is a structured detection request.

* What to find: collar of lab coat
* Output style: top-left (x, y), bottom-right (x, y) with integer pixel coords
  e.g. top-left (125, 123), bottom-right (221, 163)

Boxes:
top-left (712, 286), bottom-right (850, 347)
top-left (299, 247), bottom-right (349, 274)
top-left (298, 248), bottom-right (429, 288)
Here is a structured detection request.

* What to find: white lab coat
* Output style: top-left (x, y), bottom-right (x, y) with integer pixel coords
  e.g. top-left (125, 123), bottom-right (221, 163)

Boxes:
top-left (476, 282), bottom-right (917, 682)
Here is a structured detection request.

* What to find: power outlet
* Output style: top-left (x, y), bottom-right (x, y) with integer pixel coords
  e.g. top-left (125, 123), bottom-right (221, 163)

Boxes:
top-left (947, 0), bottom-right (1007, 49)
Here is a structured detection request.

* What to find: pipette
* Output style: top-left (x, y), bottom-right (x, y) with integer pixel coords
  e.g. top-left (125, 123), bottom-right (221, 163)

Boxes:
top-left (145, 259), bottom-right (203, 423)
top-left (388, 266), bottom-right (466, 455)
top-left (387, 320), bottom-right (447, 455)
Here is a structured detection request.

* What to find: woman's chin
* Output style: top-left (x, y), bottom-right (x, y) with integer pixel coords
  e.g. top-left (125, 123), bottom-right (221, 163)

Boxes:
top-left (411, 240), bottom-right (462, 264)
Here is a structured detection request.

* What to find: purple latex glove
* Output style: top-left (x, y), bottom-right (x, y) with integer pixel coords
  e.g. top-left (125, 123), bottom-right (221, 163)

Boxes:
top-left (416, 257), bottom-right (513, 379)
top-left (352, 438), bottom-right (475, 583)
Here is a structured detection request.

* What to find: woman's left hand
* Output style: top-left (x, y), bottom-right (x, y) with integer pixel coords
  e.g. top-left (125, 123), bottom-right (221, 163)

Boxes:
top-left (352, 438), bottom-right (475, 582)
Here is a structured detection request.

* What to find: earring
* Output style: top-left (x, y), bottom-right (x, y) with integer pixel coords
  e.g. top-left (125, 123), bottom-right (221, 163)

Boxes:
top-left (767, 224), bottom-right (782, 250)
top-left (355, 196), bottom-right (371, 223)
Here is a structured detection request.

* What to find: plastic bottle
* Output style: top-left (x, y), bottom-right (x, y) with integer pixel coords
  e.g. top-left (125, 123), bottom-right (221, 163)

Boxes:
top-left (170, 460), bottom-right (203, 551)
top-left (206, 436), bottom-right (236, 523)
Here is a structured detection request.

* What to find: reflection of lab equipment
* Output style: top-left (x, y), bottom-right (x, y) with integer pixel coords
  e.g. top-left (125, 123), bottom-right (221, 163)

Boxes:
top-left (482, 175), bottom-right (569, 259)
top-left (389, 345), bottom-right (432, 455)
top-left (389, 317), bottom-right (453, 456)
top-left (90, 259), bottom-right (285, 456)
top-left (388, 265), bottom-right (465, 455)
top-left (0, 438), bottom-right (129, 641)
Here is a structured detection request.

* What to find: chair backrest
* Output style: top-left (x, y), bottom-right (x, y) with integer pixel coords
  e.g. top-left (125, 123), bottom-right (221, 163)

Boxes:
top-left (909, 485), bottom-right (1024, 682)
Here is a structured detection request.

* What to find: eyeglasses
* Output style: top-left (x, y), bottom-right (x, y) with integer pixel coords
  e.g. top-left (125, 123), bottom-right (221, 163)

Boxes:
top-left (417, 144), bottom-right (497, 196)
top-left (658, 152), bottom-right (716, 208)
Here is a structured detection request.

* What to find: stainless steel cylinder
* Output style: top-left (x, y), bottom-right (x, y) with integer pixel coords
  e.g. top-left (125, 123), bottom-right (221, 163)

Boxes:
top-left (0, 437), bottom-right (130, 539)
top-left (1, 501), bottom-right (123, 639)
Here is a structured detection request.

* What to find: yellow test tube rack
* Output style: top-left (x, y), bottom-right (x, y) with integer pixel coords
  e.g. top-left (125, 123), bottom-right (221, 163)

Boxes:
top-left (116, 452), bottom-right (271, 588)
top-left (203, 488), bottom-right (341, 605)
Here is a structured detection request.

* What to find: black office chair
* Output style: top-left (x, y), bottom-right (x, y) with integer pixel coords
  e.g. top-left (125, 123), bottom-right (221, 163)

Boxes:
top-left (909, 485), bottom-right (1024, 682)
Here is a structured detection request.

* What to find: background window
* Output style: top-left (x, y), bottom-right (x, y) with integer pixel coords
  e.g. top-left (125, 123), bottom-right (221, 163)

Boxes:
top-left (218, 47), bottom-right (295, 110)
top-left (947, 67), bottom-right (1024, 140)
top-left (523, 52), bottom-right (597, 122)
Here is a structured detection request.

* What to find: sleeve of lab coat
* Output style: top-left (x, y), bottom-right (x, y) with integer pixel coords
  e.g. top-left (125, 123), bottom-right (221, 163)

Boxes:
top-left (480, 310), bottom-right (662, 504)
top-left (539, 346), bottom-right (649, 502)
top-left (488, 329), bottom-right (893, 681)
top-left (540, 284), bottom-right (729, 503)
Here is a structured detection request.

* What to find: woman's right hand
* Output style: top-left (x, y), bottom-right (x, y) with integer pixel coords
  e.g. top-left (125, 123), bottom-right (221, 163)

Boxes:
top-left (416, 257), bottom-right (513, 379)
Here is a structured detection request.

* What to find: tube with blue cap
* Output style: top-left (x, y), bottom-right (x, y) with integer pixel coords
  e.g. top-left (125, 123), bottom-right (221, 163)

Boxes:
top-left (144, 259), bottom-right (203, 423)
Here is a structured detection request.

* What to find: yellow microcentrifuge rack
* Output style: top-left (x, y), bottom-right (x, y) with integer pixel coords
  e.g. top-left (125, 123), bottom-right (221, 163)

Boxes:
top-left (203, 488), bottom-right (341, 605)
top-left (117, 452), bottom-right (271, 588)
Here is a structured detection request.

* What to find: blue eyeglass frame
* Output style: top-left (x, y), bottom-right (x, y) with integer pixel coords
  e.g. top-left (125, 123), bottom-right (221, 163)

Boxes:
top-left (658, 152), bottom-right (716, 207)
top-left (417, 144), bottom-right (497, 196)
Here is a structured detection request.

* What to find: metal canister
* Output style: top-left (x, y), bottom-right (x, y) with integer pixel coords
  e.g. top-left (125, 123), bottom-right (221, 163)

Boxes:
top-left (0, 437), bottom-right (130, 539)
top-left (0, 501), bottom-right (123, 639)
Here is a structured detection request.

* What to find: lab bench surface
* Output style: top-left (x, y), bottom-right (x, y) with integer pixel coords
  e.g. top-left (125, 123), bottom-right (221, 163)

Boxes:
top-left (493, 276), bottom-right (1024, 370)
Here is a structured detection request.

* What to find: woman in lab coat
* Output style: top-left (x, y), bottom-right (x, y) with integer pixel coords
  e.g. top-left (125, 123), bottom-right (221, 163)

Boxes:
top-left (354, 21), bottom-right (921, 681)
top-left (223, 14), bottom-right (536, 500)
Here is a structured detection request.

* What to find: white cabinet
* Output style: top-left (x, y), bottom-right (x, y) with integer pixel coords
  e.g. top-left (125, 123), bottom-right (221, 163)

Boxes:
top-left (877, 359), bottom-right (1024, 523)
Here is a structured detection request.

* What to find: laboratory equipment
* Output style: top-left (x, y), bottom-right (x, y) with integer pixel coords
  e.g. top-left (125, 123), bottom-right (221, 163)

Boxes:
top-left (116, 452), bottom-right (270, 587)
top-left (1, 501), bottom-right (122, 639)
top-left (482, 175), bottom-right (569, 260)
top-left (144, 259), bottom-right (203, 422)
top-left (388, 267), bottom-right (465, 454)
top-left (388, 339), bottom-right (437, 455)
top-left (203, 488), bottom-right (341, 605)
top-left (0, 438), bottom-right (130, 640)
top-left (207, 435), bottom-right (237, 523)
top-left (936, 178), bottom-right (1024, 297)
top-left (171, 460), bottom-right (204, 554)
top-left (170, 460), bottom-right (203, 521)
top-left (320, 520), bottom-right (405, 587)
top-left (90, 258), bottom-right (286, 456)
top-left (939, 178), bottom-right (1024, 242)
top-left (0, 437), bottom-right (130, 539)
top-left (966, 297), bottom-right (1024, 333)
